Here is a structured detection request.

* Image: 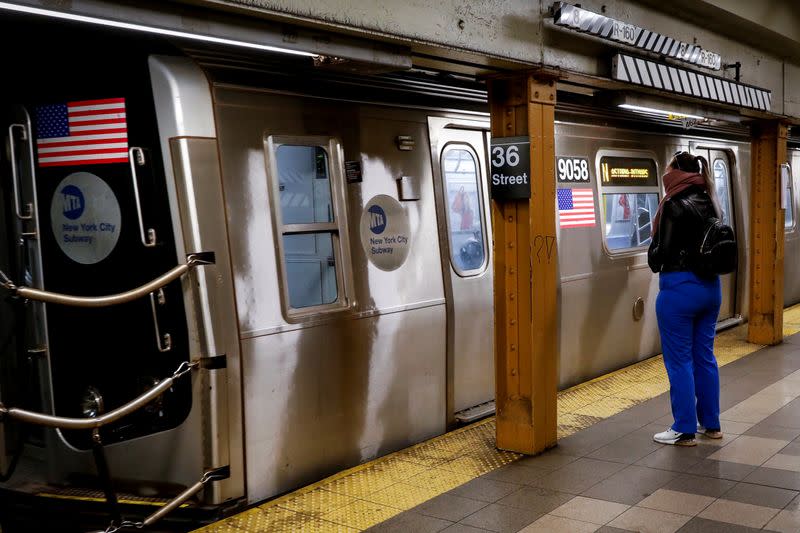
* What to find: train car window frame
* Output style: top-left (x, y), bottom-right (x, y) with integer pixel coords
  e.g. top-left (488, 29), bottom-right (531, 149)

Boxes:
top-left (440, 142), bottom-right (489, 276)
top-left (711, 157), bottom-right (734, 228)
top-left (265, 135), bottom-right (355, 322)
top-left (782, 163), bottom-right (795, 232)
top-left (692, 144), bottom-right (740, 233)
top-left (595, 149), bottom-right (661, 257)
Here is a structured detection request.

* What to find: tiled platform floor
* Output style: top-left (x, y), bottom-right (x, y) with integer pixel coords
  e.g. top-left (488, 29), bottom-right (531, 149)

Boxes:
top-left (199, 305), bottom-right (800, 532)
top-left (366, 332), bottom-right (800, 533)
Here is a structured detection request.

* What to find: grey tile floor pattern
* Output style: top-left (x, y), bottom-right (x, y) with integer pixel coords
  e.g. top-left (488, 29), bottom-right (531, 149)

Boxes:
top-left (365, 333), bottom-right (800, 533)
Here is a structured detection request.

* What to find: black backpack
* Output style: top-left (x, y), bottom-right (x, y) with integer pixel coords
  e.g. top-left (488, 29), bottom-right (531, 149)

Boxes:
top-left (692, 216), bottom-right (737, 277)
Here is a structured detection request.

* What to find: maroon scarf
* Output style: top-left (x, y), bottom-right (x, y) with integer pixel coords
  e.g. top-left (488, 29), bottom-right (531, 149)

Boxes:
top-left (651, 169), bottom-right (707, 235)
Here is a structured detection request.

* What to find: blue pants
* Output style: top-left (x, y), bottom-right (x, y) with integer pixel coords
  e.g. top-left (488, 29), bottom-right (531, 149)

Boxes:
top-left (656, 271), bottom-right (722, 434)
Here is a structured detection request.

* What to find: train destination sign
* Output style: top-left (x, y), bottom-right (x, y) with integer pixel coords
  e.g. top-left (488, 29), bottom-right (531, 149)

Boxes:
top-left (490, 136), bottom-right (531, 200)
top-left (600, 156), bottom-right (658, 187)
top-left (553, 2), bottom-right (722, 71)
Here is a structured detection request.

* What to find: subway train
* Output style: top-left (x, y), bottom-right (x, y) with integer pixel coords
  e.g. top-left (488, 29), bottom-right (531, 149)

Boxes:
top-left (1, 16), bottom-right (799, 530)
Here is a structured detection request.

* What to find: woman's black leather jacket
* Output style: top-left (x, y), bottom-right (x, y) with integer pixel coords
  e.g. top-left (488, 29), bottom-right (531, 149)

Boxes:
top-left (648, 185), bottom-right (717, 273)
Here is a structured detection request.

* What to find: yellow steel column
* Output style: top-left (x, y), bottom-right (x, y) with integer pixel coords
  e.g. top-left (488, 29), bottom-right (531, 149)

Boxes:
top-left (748, 121), bottom-right (787, 345)
top-left (488, 74), bottom-right (558, 454)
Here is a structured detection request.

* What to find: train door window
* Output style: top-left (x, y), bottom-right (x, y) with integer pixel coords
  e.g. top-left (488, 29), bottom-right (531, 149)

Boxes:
top-left (266, 136), bottom-right (352, 318)
top-left (441, 145), bottom-right (487, 274)
top-left (712, 158), bottom-right (733, 226)
top-left (783, 163), bottom-right (794, 230)
top-left (597, 154), bottom-right (660, 252)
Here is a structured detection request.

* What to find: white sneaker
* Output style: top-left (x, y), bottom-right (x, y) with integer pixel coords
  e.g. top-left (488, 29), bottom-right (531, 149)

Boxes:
top-left (654, 428), bottom-right (696, 446)
top-left (696, 424), bottom-right (723, 439)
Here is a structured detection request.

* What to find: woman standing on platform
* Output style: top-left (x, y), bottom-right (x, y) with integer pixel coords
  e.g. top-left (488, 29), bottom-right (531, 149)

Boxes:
top-left (647, 151), bottom-right (725, 446)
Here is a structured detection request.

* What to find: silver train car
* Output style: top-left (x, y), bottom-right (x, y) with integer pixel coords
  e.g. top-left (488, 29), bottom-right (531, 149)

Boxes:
top-left (1, 18), bottom-right (799, 529)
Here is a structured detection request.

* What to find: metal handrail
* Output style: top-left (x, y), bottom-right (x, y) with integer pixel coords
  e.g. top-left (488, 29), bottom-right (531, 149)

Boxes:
top-left (0, 361), bottom-right (197, 430)
top-left (129, 147), bottom-right (157, 248)
top-left (0, 253), bottom-right (213, 308)
top-left (96, 468), bottom-right (228, 533)
top-left (8, 123), bottom-right (33, 221)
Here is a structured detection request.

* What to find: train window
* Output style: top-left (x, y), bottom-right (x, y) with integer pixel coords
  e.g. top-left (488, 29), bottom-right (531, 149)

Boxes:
top-left (276, 145), bottom-right (334, 225)
top-left (597, 154), bottom-right (660, 253)
top-left (602, 193), bottom-right (660, 249)
top-left (783, 164), bottom-right (794, 229)
top-left (282, 233), bottom-right (338, 308)
top-left (712, 159), bottom-right (732, 226)
top-left (441, 146), bottom-right (487, 274)
top-left (266, 136), bottom-right (353, 319)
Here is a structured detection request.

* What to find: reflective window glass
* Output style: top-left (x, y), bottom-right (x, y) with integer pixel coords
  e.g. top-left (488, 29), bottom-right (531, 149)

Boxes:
top-left (276, 145), bottom-right (333, 224)
top-left (602, 193), bottom-right (660, 250)
top-left (268, 137), bottom-right (351, 318)
top-left (282, 233), bottom-right (338, 308)
top-left (442, 148), bottom-right (486, 273)
top-left (783, 164), bottom-right (794, 229)
top-left (712, 159), bottom-right (732, 226)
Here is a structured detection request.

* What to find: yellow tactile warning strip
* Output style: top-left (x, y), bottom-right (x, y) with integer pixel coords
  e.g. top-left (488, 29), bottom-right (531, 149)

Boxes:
top-left (784, 303), bottom-right (800, 336)
top-left (197, 305), bottom-right (800, 533)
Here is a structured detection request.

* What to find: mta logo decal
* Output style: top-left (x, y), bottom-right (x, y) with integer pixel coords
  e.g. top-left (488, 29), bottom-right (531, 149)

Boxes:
top-left (61, 185), bottom-right (85, 220)
top-left (368, 205), bottom-right (387, 235)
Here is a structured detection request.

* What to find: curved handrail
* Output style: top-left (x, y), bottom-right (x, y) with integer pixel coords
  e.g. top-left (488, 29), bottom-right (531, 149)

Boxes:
top-left (2, 252), bottom-right (214, 308)
top-left (0, 361), bottom-right (197, 430)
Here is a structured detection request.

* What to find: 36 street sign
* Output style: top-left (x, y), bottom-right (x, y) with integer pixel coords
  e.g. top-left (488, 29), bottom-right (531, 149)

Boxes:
top-left (490, 136), bottom-right (531, 200)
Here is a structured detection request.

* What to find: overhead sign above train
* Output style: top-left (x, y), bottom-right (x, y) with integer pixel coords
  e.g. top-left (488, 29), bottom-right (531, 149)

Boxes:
top-left (552, 2), bottom-right (722, 71)
top-left (612, 53), bottom-right (772, 112)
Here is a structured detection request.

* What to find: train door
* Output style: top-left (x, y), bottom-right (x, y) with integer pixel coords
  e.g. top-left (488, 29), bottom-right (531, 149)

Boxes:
top-left (428, 117), bottom-right (494, 423)
top-left (694, 147), bottom-right (737, 321)
top-left (783, 154), bottom-right (799, 306)
top-left (0, 56), bottom-right (192, 456)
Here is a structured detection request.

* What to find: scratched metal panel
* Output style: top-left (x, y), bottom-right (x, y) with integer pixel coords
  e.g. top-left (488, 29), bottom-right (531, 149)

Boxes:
top-left (554, 121), bottom-right (752, 387)
top-left (785, 150), bottom-right (800, 307)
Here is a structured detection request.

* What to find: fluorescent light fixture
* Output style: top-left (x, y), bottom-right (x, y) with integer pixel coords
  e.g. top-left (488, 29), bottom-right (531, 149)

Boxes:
top-left (0, 1), bottom-right (318, 57)
top-left (618, 103), bottom-right (704, 120)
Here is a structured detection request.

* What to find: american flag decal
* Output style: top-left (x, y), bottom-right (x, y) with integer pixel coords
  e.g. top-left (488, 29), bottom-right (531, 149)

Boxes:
top-left (558, 188), bottom-right (596, 228)
top-left (35, 98), bottom-right (128, 167)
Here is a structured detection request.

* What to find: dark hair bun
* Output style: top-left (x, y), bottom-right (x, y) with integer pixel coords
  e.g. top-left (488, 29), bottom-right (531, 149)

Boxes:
top-left (674, 152), bottom-right (701, 173)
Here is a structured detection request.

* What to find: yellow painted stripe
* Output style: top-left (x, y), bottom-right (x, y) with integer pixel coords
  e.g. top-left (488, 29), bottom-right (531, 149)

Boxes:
top-left (36, 492), bottom-right (188, 508)
top-left (198, 305), bottom-right (800, 532)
